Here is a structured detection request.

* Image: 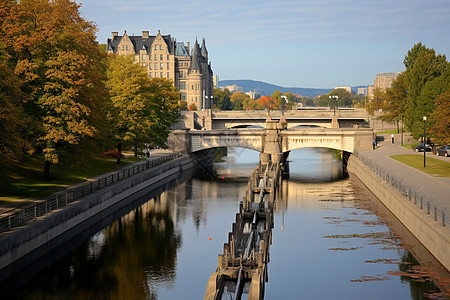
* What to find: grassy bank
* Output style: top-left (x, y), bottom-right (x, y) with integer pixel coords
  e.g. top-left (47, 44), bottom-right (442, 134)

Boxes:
top-left (0, 153), bottom-right (142, 204)
top-left (391, 154), bottom-right (450, 177)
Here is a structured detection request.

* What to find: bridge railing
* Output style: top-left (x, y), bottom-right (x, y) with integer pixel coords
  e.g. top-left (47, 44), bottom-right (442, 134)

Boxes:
top-left (0, 151), bottom-right (185, 234)
top-left (353, 150), bottom-right (448, 227)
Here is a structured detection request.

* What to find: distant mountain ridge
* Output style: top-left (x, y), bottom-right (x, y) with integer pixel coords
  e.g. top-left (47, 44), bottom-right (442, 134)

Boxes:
top-left (218, 79), bottom-right (333, 97)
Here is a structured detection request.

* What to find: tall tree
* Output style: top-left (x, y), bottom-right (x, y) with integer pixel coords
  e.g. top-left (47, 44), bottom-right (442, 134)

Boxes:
top-left (404, 46), bottom-right (448, 139)
top-left (379, 72), bottom-right (408, 129)
top-left (106, 55), bottom-right (180, 162)
top-left (213, 88), bottom-right (232, 111)
top-left (0, 0), bottom-right (109, 179)
top-left (430, 91), bottom-right (450, 144)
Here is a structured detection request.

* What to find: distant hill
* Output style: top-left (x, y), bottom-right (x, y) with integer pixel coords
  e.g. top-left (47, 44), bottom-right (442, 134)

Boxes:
top-left (218, 79), bottom-right (333, 97)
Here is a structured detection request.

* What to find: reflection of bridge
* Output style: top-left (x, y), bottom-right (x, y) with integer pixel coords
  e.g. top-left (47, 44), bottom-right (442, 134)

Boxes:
top-left (183, 109), bottom-right (369, 130)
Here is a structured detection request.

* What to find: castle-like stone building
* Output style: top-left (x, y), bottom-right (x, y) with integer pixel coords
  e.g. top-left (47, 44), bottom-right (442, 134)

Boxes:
top-left (107, 30), bottom-right (214, 110)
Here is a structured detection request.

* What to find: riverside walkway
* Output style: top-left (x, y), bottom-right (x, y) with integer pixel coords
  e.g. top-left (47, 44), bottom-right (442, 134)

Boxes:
top-left (357, 134), bottom-right (450, 218)
top-left (0, 150), bottom-right (180, 233)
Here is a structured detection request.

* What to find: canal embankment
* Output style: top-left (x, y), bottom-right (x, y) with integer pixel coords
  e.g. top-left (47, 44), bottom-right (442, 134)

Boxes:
top-left (348, 142), bottom-right (450, 272)
top-left (0, 152), bottom-right (204, 273)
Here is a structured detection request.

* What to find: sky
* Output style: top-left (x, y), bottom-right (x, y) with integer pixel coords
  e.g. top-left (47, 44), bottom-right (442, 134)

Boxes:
top-left (77, 0), bottom-right (450, 89)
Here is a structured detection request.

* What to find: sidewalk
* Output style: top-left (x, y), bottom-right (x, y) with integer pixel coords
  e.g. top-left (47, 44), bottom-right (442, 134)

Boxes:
top-left (358, 134), bottom-right (450, 215)
top-left (0, 150), bottom-right (176, 217)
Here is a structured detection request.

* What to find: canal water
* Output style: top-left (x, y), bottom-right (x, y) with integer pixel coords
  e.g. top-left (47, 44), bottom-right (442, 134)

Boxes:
top-left (8, 148), bottom-right (448, 299)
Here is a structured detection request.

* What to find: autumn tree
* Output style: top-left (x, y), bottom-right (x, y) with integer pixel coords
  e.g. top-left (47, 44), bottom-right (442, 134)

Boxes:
top-left (230, 91), bottom-right (250, 110)
top-left (1, 0), bottom-right (109, 179)
top-left (106, 55), bottom-right (180, 162)
top-left (430, 91), bottom-right (450, 144)
top-left (379, 72), bottom-right (408, 132)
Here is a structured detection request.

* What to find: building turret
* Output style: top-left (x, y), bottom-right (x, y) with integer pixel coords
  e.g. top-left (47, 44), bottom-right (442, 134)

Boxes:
top-left (201, 38), bottom-right (208, 59)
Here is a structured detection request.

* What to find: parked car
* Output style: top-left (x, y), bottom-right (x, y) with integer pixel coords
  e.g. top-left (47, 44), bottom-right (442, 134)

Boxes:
top-left (414, 143), bottom-right (434, 152)
top-left (437, 145), bottom-right (450, 157)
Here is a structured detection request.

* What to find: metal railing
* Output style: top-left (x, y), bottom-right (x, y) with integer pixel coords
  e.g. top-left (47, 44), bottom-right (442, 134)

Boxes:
top-left (0, 152), bottom-right (185, 234)
top-left (353, 150), bottom-right (448, 227)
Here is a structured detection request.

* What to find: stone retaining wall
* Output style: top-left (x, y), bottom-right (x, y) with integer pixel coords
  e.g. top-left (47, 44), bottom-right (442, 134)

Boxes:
top-left (348, 155), bottom-right (450, 271)
top-left (0, 155), bottom-right (196, 271)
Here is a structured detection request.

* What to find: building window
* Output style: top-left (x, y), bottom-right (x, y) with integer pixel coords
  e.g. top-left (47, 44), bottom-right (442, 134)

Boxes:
top-left (160, 54), bottom-right (163, 60)
top-left (167, 63), bottom-right (170, 70)
top-left (149, 73), bottom-right (152, 78)
top-left (167, 72), bottom-right (170, 78)
top-left (126, 45), bottom-right (129, 51)
top-left (121, 45), bottom-right (124, 51)
top-left (149, 64), bottom-right (152, 70)
top-left (154, 54), bottom-right (157, 61)
top-left (180, 81), bottom-right (186, 90)
top-left (191, 85), bottom-right (194, 90)
top-left (179, 71), bottom-right (183, 78)
top-left (180, 92), bottom-right (186, 100)
top-left (160, 72), bottom-right (163, 77)
top-left (160, 63), bottom-right (163, 70)
top-left (154, 63), bottom-right (158, 70)
top-left (167, 55), bottom-right (169, 60)
top-left (154, 45), bottom-right (157, 50)
top-left (159, 45), bottom-right (162, 50)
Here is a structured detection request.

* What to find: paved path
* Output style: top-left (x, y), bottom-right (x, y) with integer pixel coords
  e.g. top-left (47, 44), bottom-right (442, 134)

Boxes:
top-left (358, 133), bottom-right (450, 215)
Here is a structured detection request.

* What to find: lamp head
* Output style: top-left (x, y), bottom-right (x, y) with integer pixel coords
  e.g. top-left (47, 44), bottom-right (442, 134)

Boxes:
top-left (423, 116), bottom-right (427, 121)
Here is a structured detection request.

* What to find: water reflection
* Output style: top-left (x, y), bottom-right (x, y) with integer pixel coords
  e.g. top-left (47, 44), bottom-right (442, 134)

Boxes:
top-left (7, 147), bottom-right (449, 299)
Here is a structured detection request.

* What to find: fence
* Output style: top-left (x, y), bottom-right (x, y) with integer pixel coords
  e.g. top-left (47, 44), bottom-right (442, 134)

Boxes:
top-left (353, 150), bottom-right (448, 227)
top-left (0, 152), bottom-right (185, 234)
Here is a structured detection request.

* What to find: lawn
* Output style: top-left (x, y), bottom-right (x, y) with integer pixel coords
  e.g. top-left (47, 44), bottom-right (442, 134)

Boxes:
top-left (376, 129), bottom-right (401, 134)
top-left (0, 153), bottom-right (142, 204)
top-left (391, 154), bottom-right (450, 177)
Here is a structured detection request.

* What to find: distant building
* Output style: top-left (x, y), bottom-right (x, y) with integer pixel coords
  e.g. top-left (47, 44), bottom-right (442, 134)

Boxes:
top-left (245, 91), bottom-right (260, 100)
top-left (357, 87), bottom-right (368, 96)
top-left (370, 72), bottom-right (400, 99)
top-left (374, 72), bottom-right (400, 90)
top-left (213, 75), bottom-right (219, 88)
top-left (224, 85), bottom-right (243, 93)
top-left (334, 86), bottom-right (352, 94)
top-left (107, 30), bottom-right (214, 109)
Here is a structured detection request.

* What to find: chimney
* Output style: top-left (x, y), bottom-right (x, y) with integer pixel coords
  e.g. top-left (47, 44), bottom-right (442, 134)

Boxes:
top-left (111, 32), bottom-right (118, 39)
top-left (187, 42), bottom-right (190, 54)
top-left (142, 31), bottom-right (149, 39)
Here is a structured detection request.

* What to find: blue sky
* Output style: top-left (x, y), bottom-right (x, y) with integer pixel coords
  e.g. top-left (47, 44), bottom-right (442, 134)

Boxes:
top-left (78, 0), bottom-right (450, 88)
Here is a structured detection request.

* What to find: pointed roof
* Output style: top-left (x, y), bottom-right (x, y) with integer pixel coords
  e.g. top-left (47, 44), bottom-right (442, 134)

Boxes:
top-left (190, 39), bottom-right (202, 71)
top-left (201, 38), bottom-right (208, 56)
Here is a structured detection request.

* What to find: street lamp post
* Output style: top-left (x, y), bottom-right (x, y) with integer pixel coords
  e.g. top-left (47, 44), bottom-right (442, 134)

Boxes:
top-left (423, 116), bottom-right (427, 168)
top-left (329, 95), bottom-right (338, 116)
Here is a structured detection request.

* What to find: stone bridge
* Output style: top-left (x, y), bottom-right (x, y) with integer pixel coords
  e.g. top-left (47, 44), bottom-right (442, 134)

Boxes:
top-left (169, 118), bottom-right (373, 157)
top-left (182, 108), bottom-right (370, 130)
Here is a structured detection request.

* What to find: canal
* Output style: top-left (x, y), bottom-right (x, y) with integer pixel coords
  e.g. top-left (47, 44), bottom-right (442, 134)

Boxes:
top-left (7, 148), bottom-right (449, 299)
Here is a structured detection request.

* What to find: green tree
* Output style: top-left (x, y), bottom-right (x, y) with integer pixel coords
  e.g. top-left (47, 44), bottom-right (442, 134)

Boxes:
top-left (367, 87), bottom-right (386, 115)
top-left (106, 55), bottom-right (180, 162)
top-left (431, 91), bottom-right (450, 144)
top-left (379, 72), bottom-right (408, 131)
top-left (0, 59), bottom-right (23, 164)
top-left (230, 91), bottom-right (250, 110)
top-left (404, 45), bottom-right (448, 139)
top-left (212, 88), bottom-right (232, 110)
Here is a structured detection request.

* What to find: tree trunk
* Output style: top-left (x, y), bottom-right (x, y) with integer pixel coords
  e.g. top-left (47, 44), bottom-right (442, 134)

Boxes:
top-left (117, 141), bottom-right (122, 164)
top-left (43, 160), bottom-right (51, 181)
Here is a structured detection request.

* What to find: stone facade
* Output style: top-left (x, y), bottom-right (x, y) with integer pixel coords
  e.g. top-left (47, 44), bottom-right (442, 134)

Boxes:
top-left (107, 30), bottom-right (214, 110)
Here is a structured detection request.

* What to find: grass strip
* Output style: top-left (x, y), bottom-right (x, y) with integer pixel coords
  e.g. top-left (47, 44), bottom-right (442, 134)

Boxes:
top-left (0, 154), bottom-right (142, 204)
top-left (391, 154), bottom-right (450, 177)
